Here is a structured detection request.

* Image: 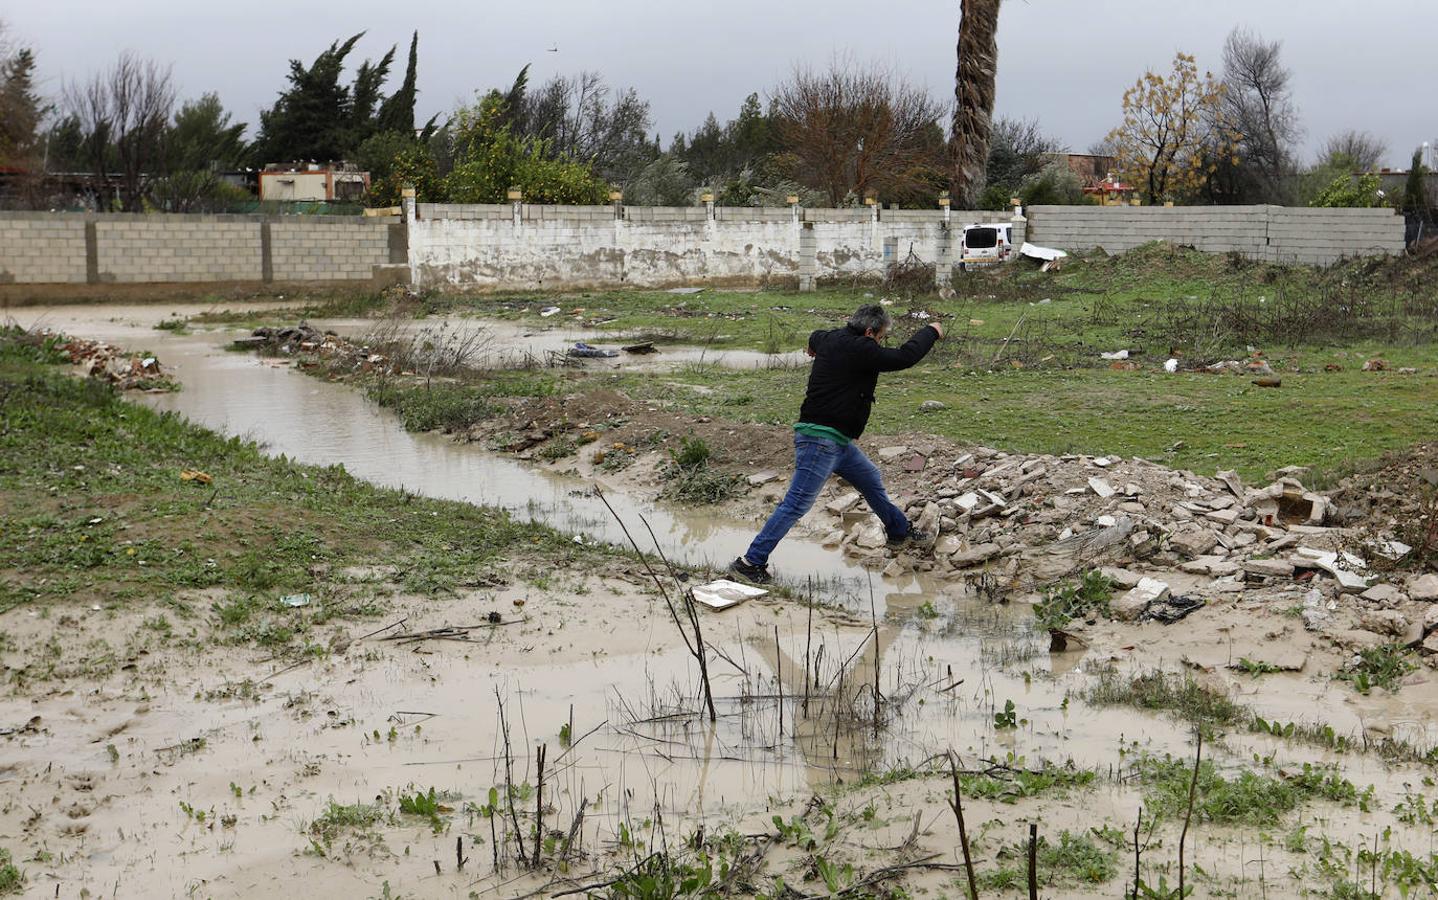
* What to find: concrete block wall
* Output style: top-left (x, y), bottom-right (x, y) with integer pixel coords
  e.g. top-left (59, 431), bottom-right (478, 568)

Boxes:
top-left (0, 211), bottom-right (396, 286)
top-left (270, 219), bottom-right (392, 281)
top-left (0, 213), bottom-right (88, 283)
top-left (1026, 205), bottom-right (1406, 264)
top-left (417, 203), bottom-right (510, 220)
top-left (95, 216), bottom-right (261, 282)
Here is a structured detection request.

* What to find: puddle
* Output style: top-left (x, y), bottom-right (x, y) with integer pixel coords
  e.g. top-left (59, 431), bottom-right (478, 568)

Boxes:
top-left (6, 302), bottom-right (1437, 897)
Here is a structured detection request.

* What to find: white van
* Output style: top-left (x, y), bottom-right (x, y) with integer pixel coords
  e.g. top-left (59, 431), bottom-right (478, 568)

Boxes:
top-left (959, 223), bottom-right (1014, 269)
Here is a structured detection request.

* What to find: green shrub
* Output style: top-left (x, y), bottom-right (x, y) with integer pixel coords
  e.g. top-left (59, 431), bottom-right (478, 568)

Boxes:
top-left (669, 435), bottom-right (712, 469)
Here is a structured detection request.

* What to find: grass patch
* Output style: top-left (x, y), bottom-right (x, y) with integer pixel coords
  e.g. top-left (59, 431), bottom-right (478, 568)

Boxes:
top-left (306, 800), bottom-right (389, 857)
top-left (980, 829), bottom-right (1121, 890)
top-left (1133, 754), bottom-right (1373, 827)
top-left (398, 787), bottom-right (449, 833)
top-left (1085, 669), bottom-right (1246, 729)
top-left (363, 379), bottom-right (499, 433)
top-left (855, 757), bottom-right (1096, 805)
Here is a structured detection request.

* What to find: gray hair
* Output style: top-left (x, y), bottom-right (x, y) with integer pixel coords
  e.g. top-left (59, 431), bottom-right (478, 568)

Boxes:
top-left (848, 304), bottom-right (892, 334)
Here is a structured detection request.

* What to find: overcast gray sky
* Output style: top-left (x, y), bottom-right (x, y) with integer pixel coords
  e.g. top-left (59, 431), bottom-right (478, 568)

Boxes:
top-left (9, 0), bottom-right (1436, 168)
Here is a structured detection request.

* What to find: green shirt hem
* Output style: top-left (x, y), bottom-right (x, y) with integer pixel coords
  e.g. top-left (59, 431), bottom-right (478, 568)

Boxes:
top-left (793, 423), bottom-right (852, 446)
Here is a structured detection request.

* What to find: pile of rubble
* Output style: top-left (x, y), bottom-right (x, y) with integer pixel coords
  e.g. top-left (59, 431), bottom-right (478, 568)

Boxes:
top-left (242, 324), bottom-right (394, 375)
top-left (50, 333), bottom-right (176, 391)
top-left (819, 444), bottom-right (1438, 649)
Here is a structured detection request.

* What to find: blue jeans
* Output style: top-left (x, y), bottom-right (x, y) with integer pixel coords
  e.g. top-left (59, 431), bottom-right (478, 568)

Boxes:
top-left (744, 435), bottom-right (910, 567)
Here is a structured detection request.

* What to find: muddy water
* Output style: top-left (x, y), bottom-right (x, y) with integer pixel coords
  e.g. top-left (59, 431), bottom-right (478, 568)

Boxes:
top-left (9, 303), bottom-right (1437, 897)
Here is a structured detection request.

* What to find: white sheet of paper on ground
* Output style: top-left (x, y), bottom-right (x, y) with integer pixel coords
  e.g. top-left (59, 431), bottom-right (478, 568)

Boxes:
top-left (692, 579), bottom-right (769, 610)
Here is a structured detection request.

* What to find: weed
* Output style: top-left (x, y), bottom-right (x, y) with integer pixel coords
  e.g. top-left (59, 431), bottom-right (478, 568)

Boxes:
top-left (537, 437), bottom-right (579, 461)
top-left (1033, 571), bottom-right (1113, 632)
top-left (1236, 657), bottom-right (1280, 676)
top-left (980, 830), bottom-right (1119, 889)
top-left (993, 699), bottom-right (1019, 729)
top-left (1086, 669), bottom-right (1245, 729)
top-left (0, 847), bottom-right (21, 896)
top-left (1134, 754), bottom-right (1372, 827)
top-left (397, 787), bottom-right (448, 834)
top-left (1339, 644), bottom-right (1416, 693)
top-left (659, 463), bottom-right (742, 505)
top-left (606, 851), bottom-right (715, 899)
top-left (669, 435), bottom-right (712, 469)
top-left (364, 380), bottom-right (497, 433)
top-left (307, 800), bottom-right (389, 857)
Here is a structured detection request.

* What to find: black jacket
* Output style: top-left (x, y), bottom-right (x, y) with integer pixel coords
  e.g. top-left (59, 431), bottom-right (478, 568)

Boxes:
top-left (798, 323), bottom-right (940, 439)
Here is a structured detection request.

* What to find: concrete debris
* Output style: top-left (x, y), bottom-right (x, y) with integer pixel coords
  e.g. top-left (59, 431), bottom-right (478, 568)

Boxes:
top-left (1293, 547), bottom-right (1370, 593)
top-left (1301, 590), bottom-right (1333, 632)
top-left (1242, 558), bottom-right (1295, 578)
top-left (48, 332), bottom-right (178, 391)
top-left (1359, 608), bottom-right (1409, 637)
top-left (1088, 477), bottom-right (1116, 498)
top-left (1113, 577), bottom-right (1170, 622)
top-left (1409, 574), bottom-right (1438, 602)
top-left (1360, 583), bottom-right (1406, 606)
top-left (747, 470), bottom-right (781, 487)
top-left (806, 441), bottom-right (1434, 642)
top-left (919, 400), bottom-right (948, 412)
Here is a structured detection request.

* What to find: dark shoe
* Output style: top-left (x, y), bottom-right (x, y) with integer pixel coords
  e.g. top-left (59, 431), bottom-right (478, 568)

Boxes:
top-left (728, 557), bottom-right (773, 585)
top-left (887, 523), bottom-right (933, 550)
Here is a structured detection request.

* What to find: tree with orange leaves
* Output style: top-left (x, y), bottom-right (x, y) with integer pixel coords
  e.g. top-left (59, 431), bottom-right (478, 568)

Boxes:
top-left (1107, 53), bottom-right (1236, 205)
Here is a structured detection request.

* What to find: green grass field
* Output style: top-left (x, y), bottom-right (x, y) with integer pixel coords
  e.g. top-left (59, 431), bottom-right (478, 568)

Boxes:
top-left (400, 243), bottom-right (1438, 483)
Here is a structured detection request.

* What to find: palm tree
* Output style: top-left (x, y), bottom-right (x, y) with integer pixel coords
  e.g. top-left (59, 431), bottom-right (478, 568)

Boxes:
top-left (951, 0), bottom-right (1001, 208)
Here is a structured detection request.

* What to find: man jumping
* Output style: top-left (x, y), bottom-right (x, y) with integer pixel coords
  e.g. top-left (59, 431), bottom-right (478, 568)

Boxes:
top-left (729, 304), bottom-right (944, 585)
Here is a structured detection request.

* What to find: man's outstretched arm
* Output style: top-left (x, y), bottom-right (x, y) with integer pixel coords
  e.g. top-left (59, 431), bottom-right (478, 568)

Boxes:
top-left (861, 323), bottom-right (943, 372)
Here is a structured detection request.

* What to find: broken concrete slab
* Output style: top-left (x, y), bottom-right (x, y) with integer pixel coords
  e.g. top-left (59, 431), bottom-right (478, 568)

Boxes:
top-left (1098, 566), bottom-right (1142, 589)
top-left (950, 543), bottom-right (1003, 568)
top-left (1409, 573), bottom-right (1438, 602)
top-left (1360, 608), bottom-right (1409, 638)
top-left (1243, 558), bottom-right (1296, 578)
top-left (747, 470), bottom-right (781, 487)
top-left (1205, 508), bottom-right (1241, 526)
top-left (1170, 530), bottom-right (1220, 558)
top-left (1360, 583), bottom-right (1405, 606)
top-left (1216, 469), bottom-right (1244, 499)
top-left (826, 492), bottom-right (862, 515)
top-left (1293, 547), bottom-right (1371, 593)
top-left (1113, 577), bottom-right (1171, 622)
top-left (877, 446), bottom-right (913, 462)
top-left (1088, 477), bottom-right (1117, 499)
top-left (1180, 557), bottom-right (1241, 577)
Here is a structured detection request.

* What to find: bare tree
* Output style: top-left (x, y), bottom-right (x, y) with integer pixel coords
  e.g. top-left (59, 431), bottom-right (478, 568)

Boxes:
top-left (516, 71), bottom-right (653, 184)
top-left (66, 51), bottom-right (175, 211)
top-left (951, 0), bottom-right (1002, 207)
top-left (1320, 129), bottom-right (1388, 171)
top-left (1221, 27), bottom-right (1300, 202)
top-left (772, 57), bottom-right (947, 206)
